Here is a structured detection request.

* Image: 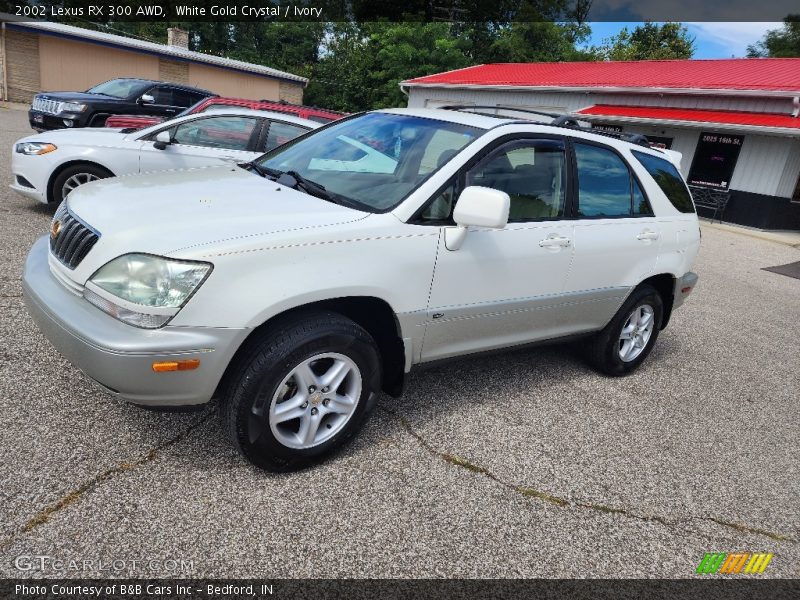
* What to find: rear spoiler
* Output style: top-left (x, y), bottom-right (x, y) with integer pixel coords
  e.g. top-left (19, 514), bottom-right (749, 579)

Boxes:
top-left (661, 149), bottom-right (683, 171)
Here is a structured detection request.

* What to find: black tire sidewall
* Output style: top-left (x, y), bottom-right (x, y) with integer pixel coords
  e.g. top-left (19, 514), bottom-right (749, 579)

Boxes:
top-left (226, 315), bottom-right (381, 471)
top-left (52, 164), bottom-right (111, 203)
top-left (598, 286), bottom-right (664, 375)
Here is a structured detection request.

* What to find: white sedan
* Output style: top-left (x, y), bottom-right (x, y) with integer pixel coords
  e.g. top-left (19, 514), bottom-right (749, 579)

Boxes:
top-left (10, 108), bottom-right (319, 204)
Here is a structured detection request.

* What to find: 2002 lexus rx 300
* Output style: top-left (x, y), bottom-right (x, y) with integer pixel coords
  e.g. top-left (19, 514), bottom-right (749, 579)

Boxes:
top-left (23, 108), bottom-right (700, 471)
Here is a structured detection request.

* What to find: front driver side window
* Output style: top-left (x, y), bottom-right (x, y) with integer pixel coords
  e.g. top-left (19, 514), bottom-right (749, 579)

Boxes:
top-left (171, 116), bottom-right (258, 151)
top-left (466, 139), bottom-right (566, 221)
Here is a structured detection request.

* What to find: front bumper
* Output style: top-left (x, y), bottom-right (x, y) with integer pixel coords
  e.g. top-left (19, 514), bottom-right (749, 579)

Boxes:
top-left (673, 271), bottom-right (699, 310)
top-left (22, 236), bottom-right (249, 406)
top-left (10, 143), bottom-right (52, 203)
top-left (28, 110), bottom-right (87, 131)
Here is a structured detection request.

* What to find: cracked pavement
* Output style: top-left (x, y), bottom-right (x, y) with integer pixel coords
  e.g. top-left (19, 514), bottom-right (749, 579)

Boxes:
top-left (0, 106), bottom-right (798, 578)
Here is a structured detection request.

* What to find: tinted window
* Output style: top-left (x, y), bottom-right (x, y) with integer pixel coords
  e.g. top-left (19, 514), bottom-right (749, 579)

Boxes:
top-left (150, 86), bottom-right (174, 105)
top-left (632, 150), bottom-right (695, 213)
top-left (575, 143), bottom-right (633, 218)
top-left (467, 139), bottom-right (566, 221)
top-left (258, 112), bottom-right (481, 212)
top-left (420, 180), bottom-right (457, 222)
top-left (172, 89), bottom-right (203, 108)
top-left (172, 116), bottom-right (258, 150)
top-left (632, 178), bottom-right (653, 216)
top-left (87, 79), bottom-right (148, 99)
top-left (308, 115), bottom-right (335, 124)
top-left (263, 121), bottom-right (309, 152)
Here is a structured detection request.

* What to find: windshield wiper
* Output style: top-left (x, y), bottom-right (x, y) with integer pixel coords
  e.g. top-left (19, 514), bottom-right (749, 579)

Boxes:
top-left (245, 162), bottom-right (281, 179)
top-left (247, 164), bottom-right (363, 209)
top-left (275, 170), bottom-right (344, 205)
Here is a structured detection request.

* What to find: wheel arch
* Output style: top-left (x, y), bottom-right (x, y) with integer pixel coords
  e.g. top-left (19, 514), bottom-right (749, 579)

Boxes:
top-left (216, 296), bottom-right (407, 401)
top-left (88, 112), bottom-right (111, 127)
top-left (46, 160), bottom-right (115, 203)
top-left (636, 273), bottom-right (676, 329)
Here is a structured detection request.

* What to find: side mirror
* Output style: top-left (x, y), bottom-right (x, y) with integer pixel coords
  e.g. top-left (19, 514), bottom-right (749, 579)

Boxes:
top-left (139, 94), bottom-right (155, 105)
top-left (153, 130), bottom-right (172, 150)
top-left (445, 186), bottom-right (510, 250)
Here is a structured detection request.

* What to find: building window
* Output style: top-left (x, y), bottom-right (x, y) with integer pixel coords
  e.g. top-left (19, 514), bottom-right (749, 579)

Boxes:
top-left (687, 132), bottom-right (744, 190)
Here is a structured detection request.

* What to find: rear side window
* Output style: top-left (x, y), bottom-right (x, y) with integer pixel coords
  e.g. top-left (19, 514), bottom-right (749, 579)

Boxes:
top-left (574, 143), bottom-right (634, 218)
top-left (263, 121), bottom-right (309, 152)
top-left (632, 150), bottom-right (695, 213)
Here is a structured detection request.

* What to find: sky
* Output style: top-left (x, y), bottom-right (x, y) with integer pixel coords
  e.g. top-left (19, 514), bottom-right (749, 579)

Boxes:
top-left (584, 22), bottom-right (782, 58)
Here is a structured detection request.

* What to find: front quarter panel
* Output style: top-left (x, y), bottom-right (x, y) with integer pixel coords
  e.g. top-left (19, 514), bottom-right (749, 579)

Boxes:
top-left (168, 213), bottom-right (440, 334)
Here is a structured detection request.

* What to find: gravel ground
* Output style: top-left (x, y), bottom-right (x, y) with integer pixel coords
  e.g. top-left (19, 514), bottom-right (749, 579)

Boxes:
top-left (0, 105), bottom-right (797, 579)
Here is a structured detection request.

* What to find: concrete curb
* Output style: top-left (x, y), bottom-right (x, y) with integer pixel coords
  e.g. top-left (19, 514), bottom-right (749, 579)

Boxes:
top-left (0, 101), bottom-right (29, 111)
top-left (700, 220), bottom-right (800, 249)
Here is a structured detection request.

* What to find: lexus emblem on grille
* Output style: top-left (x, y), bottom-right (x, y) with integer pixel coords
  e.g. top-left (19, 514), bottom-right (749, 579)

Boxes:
top-left (50, 220), bottom-right (62, 239)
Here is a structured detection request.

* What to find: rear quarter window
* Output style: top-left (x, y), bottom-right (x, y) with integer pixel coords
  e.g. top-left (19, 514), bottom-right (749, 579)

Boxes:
top-left (632, 150), bottom-right (695, 213)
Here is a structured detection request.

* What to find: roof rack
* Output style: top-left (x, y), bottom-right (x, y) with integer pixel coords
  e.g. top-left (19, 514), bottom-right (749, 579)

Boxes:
top-left (440, 105), bottom-right (652, 148)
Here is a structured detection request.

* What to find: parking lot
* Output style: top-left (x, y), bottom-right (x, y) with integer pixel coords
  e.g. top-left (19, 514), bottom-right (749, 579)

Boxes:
top-left (0, 104), bottom-right (797, 578)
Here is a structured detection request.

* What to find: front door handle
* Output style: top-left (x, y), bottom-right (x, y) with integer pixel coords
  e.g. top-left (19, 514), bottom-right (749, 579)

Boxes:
top-left (539, 235), bottom-right (571, 248)
top-left (636, 230), bottom-right (659, 241)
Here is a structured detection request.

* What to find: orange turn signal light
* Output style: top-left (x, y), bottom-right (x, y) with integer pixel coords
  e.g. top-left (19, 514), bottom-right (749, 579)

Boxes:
top-left (152, 359), bottom-right (200, 372)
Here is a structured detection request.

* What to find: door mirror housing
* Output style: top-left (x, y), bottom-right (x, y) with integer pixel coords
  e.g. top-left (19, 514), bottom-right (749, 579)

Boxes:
top-left (153, 130), bottom-right (172, 150)
top-left (445, 186), bottom-right (510, 250)
top-left (139, 93), bottom-right (155, 105)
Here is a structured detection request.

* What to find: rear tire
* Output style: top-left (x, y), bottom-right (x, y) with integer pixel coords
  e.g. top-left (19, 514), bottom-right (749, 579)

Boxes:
top-left (52, 163), bottom-right (112, 203)
top-left (587, 285), bottom-right (664, 376)
top-left (219, 310), bottom-right (381, 471)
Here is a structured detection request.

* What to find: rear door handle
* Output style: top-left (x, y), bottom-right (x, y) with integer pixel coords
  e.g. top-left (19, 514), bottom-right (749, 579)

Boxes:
top-left (636, 230), bottom-right (659, 241)
top-left (539, 235), bottom-right (571, 247)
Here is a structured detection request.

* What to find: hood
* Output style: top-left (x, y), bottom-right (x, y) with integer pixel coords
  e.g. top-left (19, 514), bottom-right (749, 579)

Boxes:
top-left (66, 166), bottom-right (369, 257)
top-left (36, 91), bottom-right (125, 103)
top-left (20, 127), bottom-right (128, 145)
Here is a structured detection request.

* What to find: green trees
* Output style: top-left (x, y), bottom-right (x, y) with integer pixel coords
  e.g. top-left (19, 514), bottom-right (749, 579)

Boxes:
top-left (594, 22), bottom-right (695, 61)
top-left (747, 16), bottom-right (800, 57)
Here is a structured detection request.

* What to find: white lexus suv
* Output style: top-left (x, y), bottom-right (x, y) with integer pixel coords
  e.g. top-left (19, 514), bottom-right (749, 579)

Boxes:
top-left (23, 108), bottom-right (700, 471)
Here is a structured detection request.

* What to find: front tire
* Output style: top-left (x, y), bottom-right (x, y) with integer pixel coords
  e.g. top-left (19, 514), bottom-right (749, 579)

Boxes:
top-left (52, 163), bottom-right (112, 203)
top-left (220, 311), bottom-right (381, 471)
top-left (587, 285), bottom-right (664, 376)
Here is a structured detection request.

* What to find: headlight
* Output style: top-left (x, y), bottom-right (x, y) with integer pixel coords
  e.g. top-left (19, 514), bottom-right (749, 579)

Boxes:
top-left (84, 254), bottom-right (212, 328)
top-left (15, 142), bottom-right (57, 155)
top-left (60, 102), bottom-right (87, 113)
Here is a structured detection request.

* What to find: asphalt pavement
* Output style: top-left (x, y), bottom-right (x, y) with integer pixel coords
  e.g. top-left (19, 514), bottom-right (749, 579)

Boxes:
top-left (0, 105), bottom-right (797, 578)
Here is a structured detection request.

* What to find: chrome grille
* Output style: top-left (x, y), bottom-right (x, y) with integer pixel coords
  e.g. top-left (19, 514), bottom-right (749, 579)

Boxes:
top-left (49, 203), bottom-right (100, 269)
top-left (32, 96), bottom-right (61, 115)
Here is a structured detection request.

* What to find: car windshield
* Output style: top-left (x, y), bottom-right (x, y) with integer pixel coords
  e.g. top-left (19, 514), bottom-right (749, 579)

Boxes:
top-left (255, 112), bottom-right (482, 212)
top-left (87, 79), bottom-right (148, 99)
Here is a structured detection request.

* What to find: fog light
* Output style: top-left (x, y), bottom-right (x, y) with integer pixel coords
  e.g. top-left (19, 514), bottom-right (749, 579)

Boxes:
top-left (62, 119), bottom-right (74, 127)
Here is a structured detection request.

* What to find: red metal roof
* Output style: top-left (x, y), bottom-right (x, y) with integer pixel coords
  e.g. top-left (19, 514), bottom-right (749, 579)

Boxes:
top-left (575, 105), bottom-right (800, 130)
top-left (404, 59), bottom-right (800, 93)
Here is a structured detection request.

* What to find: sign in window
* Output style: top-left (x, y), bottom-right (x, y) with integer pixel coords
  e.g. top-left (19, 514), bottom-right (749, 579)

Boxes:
top-left (688, 132), bottom-right (744, 190)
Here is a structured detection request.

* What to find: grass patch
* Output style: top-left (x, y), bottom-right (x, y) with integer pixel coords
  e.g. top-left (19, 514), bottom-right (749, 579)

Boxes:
top-left (442, 453), bottom-right (490, 475)
top-left (516, 487), bottom-right (570, 507)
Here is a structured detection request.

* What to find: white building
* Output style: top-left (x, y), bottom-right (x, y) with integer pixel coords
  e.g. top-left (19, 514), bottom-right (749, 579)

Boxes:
top-left (402, 59), bottom-right (800, 231)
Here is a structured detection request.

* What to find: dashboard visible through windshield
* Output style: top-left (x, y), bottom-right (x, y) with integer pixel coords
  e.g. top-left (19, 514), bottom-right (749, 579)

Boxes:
top-left (255, 113), bottom-right (482, 212)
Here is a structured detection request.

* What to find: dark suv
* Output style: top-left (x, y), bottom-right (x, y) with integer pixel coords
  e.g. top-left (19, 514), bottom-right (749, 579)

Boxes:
top-left (28, 78), bottom-right (214, 131)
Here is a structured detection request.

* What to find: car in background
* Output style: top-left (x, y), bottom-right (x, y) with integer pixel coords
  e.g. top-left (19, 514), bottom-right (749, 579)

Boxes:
top-left (105, 97), bottom-right (346, 130)
top-left (11, 108), bottom-right (318, 204)
top-left (28, 78), bottom-right (215, 132)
